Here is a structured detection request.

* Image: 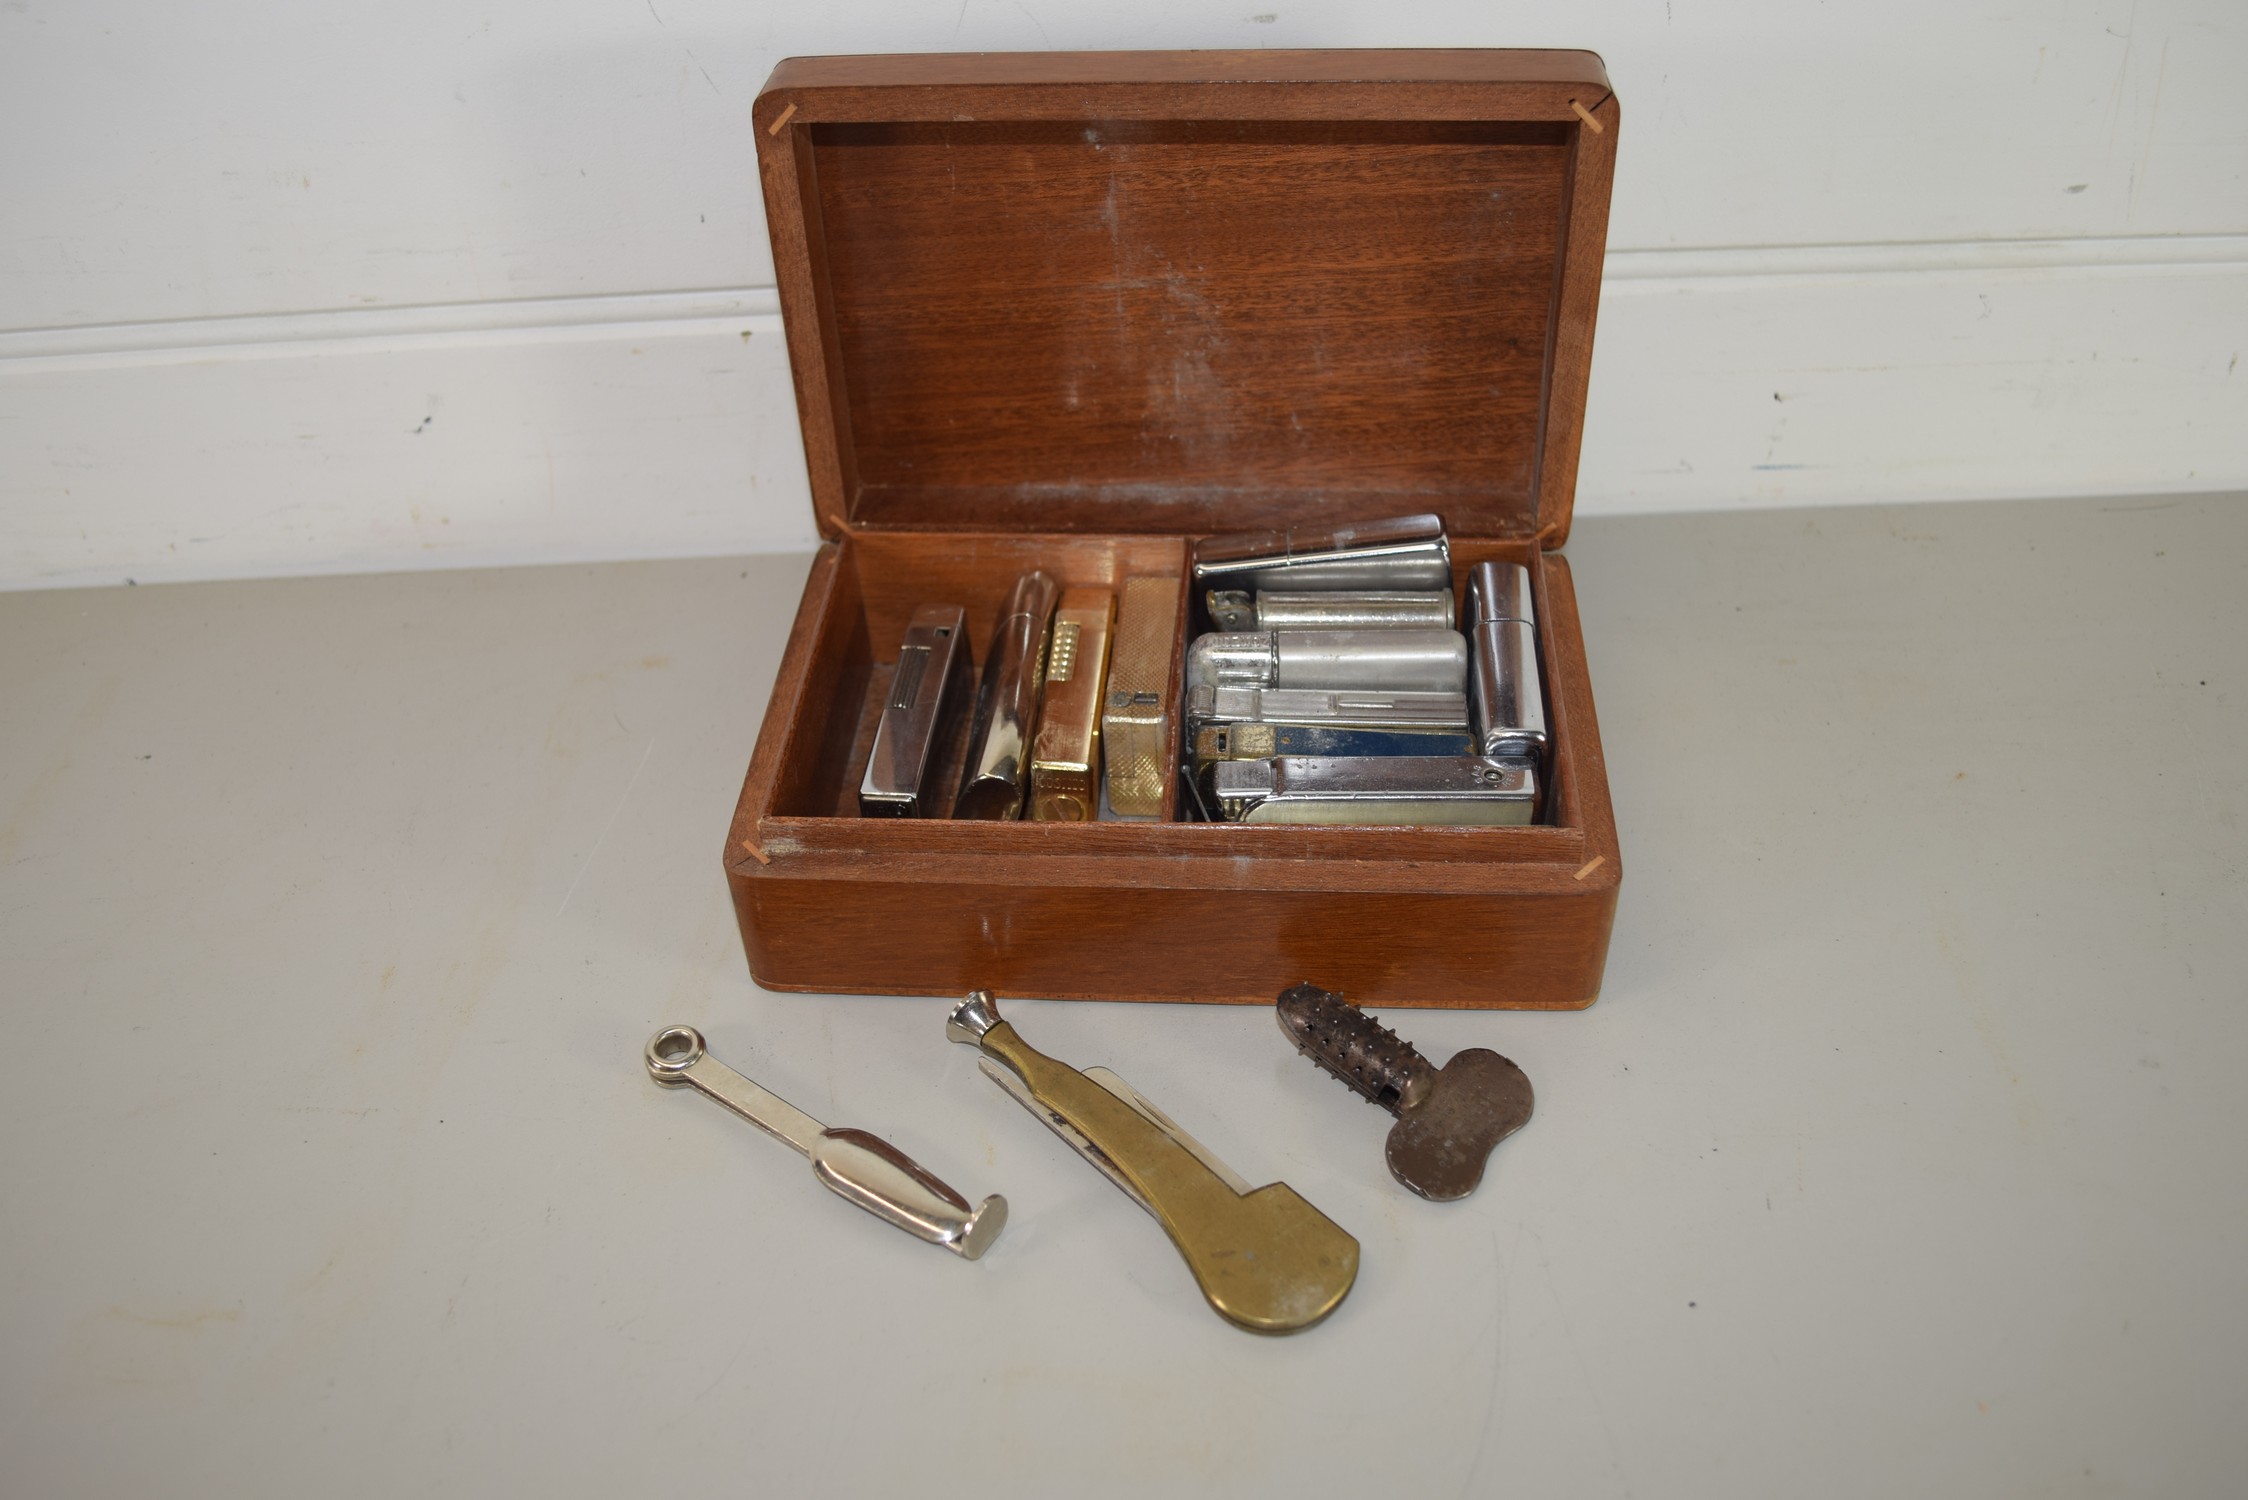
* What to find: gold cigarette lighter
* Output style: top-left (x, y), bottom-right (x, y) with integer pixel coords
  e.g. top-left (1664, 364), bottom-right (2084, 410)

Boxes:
top-left (1099, 575), bottom-right (1182, 819)
top-left (1029, 588), bottom-right (1116, 821)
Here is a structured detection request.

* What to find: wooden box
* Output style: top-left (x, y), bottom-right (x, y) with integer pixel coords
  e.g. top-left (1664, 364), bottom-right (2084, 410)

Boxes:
top-left (727, 50), bottom-right (1622, 1008)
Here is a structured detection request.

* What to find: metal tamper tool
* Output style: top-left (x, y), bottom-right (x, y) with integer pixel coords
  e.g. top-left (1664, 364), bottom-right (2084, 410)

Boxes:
top-left (645, 1026), bottom-right (1006, 1259)
top-left (1275, 982), bottom-right (1533, 1201)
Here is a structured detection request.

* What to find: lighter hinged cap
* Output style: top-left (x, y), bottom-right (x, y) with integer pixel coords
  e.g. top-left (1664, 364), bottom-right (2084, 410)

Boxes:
top-left (754, 50), bottom-right (1619, 550)
top-left (1468, 561), bottom-right (1536, 626)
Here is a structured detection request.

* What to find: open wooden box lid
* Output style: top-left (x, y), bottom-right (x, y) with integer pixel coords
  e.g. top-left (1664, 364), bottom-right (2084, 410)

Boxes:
top-left (753, 50), bottom-right (1618, 549)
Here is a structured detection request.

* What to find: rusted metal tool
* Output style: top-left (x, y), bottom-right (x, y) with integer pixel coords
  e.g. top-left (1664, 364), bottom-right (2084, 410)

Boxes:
top-left (1275, 982), bottom-right (1533, 1201)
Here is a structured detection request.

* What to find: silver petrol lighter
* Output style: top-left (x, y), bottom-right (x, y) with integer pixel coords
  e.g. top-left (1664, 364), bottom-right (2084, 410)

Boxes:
top-left (954, 570), bottom-right (1060, 820)
top-left (1211, 755), bottom-right (1539, 826)
top-left (1192, 720), bottom-right (1476, 772)
top-left (1191, 514), bottom-right (1452, 593)
top-left (1186, 629), bottom-right (1467, 695)
top-left (1465, 562), bottom-right (1548, 768)
top-left (859, 604), bottom-right (971, 817)
top-left (1203, 588), bottom-right (1456, 633)
top-left (1186, 684), bottom-right (1472, 737)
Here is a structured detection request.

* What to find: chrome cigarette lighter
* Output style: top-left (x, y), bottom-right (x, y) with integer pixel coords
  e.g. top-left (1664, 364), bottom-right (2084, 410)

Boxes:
top-left (1186, 684), bottom-right (1472, 737)
top-left (1192, 721), bottom-right (1476, 770)
top-left (1204, 588), bottom-right (1457, 632)
top-left (1029, 588), bottom-right (1115, 822)
top-left (1102, 575), bottom-right (1181, 819)
top-left (1466, 562), bottom-right (1549, 768)
top-left (955, 570), bottom-right (1059, 820)
top-left (1192, 513), bottom-right (1452, 593)
top-left (1186, 629), bottom-right (1468, 695)
top-left (858, 604), bottom-right (971, 818)
top-left (1212, 755), bottom-right (1538, 826)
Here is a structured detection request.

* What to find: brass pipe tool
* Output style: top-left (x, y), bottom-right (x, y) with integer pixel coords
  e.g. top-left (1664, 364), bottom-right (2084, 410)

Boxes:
top-left (646, 1026), bottom-right (1007, 1259)
top-left (1274, 982), bottom-right (1533, 1201)
top-left (947, 991), bottom-right (1358, 1334)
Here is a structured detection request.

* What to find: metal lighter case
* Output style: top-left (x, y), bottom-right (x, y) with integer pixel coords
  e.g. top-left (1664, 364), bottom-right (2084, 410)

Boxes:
top-left (1466, 562), bottom-right (1548, 767)
top-left (1191, 513), bottom-right (1452, 593)
top-left (1211, 755), bottom-right (1538, 826)
top-left (859, 604), bottom-right (971, 817)
top-left (1186, 629), bottom-right (1468, 695)
top-left (1193, 722), bottom-right (1475, 773)
top-left (1102, 575), bottom-right (1182, 819)
top-left (1186, 684), bottom-right (1472, 737)
top-left (1029, 589), bottom-right (1116, 822)
top-left (954, 570), bottom-right (1059, 820)
top-left (1204, 589), bottom-right (1456, 632)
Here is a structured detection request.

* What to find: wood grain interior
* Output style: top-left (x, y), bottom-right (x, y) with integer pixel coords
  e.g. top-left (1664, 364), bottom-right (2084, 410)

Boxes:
top-left (807, 120), bottom-right (1570, 539)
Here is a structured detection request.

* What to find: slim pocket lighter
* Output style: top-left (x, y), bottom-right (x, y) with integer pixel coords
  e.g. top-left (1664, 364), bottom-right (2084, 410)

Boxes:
top-left (955, 571), bottom-right (1059, 820)
top-left (1191, 513), bottom-right (1452, 593)
top-left (1186, 684), bottom-right (1472, 737)
top-left (1213, 755), bottom-right (1538, 826)
top-left (1186, 629), bottom-right (1468, 695)
top-left (1028, 588), bottom-right (1115, 822)
top-left (1204, 589), bottom-right (1456, 632)
top-left (1466, 562), bottom-right (1548, 769)
top-left (1101, 575), bottom-right (1182, 819)
top-left (859, 605), bottom-right (970, 818)
top-left (1192, 721), bottom-right (1475, 772)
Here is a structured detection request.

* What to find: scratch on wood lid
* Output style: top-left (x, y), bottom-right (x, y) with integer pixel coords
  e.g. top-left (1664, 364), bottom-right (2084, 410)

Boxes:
top-left (767, 102), bottom-right (798, 136)
top-left (743, 839), bottom-right (773, 865)
top-left (1568, 99), bottom-right (1604, 134)
top-left (1573, 855), bottom-right (1605, 881)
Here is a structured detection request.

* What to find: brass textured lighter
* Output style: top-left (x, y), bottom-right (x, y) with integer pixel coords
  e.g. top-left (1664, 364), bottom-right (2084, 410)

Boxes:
top-left (1029, 589), bottom-right (1116, 822)
top-left (1100, 576), bottom-right (1181, 818)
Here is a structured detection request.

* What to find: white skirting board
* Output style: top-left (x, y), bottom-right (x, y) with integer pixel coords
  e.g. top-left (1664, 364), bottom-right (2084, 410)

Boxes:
top-left (2, 239), bottom-right (2244, 590)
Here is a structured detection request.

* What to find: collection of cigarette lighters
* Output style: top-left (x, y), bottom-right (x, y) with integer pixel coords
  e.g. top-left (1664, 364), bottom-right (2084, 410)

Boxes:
top-left (648, 984), bottom-right (1534, 1334)
top-left (649, 515), bottom-right (1549, 1333)
top-left (860, 513), bottom-right (1551, 826)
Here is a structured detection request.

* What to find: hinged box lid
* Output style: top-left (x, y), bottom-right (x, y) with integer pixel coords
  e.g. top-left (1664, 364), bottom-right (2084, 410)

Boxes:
top-left (754, 50), bottom-right (1618, 549)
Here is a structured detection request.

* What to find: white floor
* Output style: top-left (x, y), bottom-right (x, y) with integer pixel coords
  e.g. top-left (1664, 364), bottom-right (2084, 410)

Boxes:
top-left (1, 492), bottom-right (2242, 1497)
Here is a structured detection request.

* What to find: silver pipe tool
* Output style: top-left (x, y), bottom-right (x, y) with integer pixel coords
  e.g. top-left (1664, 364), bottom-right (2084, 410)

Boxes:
top-left (1466, 561), bottom-right (1549, 768)
top-left (646, 1026), bottom-right (1006, 1260)
top-left (1275, 983), bottom-right (1533, 1202)
top-left (1212, 754), bottom-right (1538, 825)
top-left (1191, 513), bottom-right (1452, 593)
top-left (947, 992), bottom-right (1358, 1334)
top-left (1185, 629), bottom-right (1468, 694)
top-left (860, 604), bottom-right (970, 817)
top-left (1204, 588), bottom-right (1456, 632)
top-left (955, 570), bottom-right (1059, 820)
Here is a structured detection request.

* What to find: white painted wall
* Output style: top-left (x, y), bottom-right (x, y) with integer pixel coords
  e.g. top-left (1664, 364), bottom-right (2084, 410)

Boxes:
top-left (2, 1), bottom-right (2244, 587)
